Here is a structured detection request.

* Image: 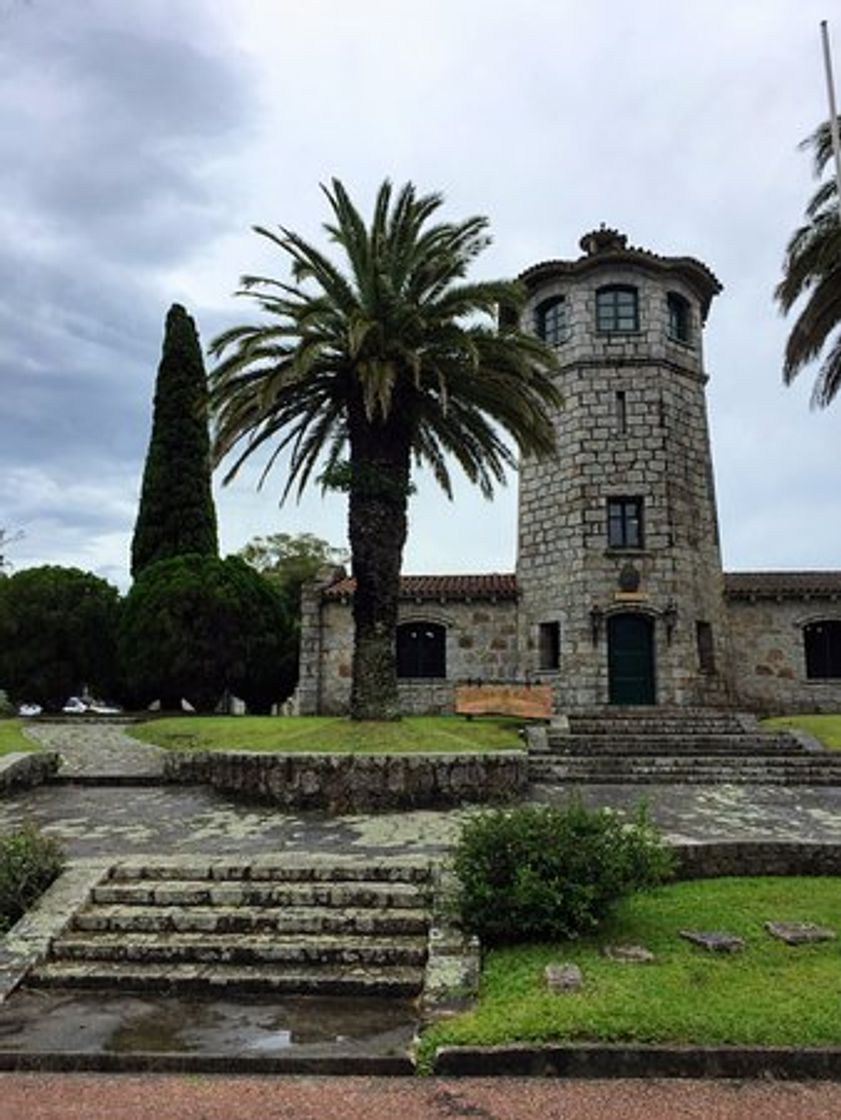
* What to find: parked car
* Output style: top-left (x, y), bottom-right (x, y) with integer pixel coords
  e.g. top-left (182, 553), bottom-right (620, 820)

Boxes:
top-left (18, 703), bottom-right (42, 717)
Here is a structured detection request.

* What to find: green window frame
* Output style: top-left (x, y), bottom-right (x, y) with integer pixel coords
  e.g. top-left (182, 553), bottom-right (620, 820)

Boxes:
top-left (596, 285), bottom-right (639, 333)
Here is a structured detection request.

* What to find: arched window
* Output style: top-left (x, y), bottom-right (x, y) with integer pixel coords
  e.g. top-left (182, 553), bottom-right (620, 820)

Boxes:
top-left (667, 292), bottom-right (691, 344)
top-left (804, 621), bottom-right (841, 679)
top-left (596, 285), bottom-right (639, 333)
top-left (397, 622), bottom-right (446, 678)
top-left (534, 296), bottom-right (569, 346)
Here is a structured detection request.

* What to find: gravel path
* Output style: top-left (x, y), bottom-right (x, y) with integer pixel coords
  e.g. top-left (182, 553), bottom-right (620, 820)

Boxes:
top-left (3, 1074), bottom-right (841, 1120)
top-left (23, 722), bottom-right (164, 779)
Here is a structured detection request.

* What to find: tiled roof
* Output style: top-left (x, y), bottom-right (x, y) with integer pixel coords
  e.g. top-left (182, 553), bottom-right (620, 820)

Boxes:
top-left (725, 571), bottom-right (841, 600)
top-left (323, 573), bottom-right (518, 602)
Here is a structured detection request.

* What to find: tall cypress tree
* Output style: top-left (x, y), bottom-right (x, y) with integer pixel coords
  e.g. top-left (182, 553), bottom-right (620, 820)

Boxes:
top-left (131, 304), bottom-right (218, 577)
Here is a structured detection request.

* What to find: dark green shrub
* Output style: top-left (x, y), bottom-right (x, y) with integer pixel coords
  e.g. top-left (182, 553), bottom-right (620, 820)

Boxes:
top-left (0, 691), bottom-right (14, 718)
top-left (119, 553), bottom-right (293, 712)
top-left (451, 801), bottom-right (673, 945)
top-left (0, 566), bottom-right (122, 710)
top-left (0, 825), bottom-right (64, 933)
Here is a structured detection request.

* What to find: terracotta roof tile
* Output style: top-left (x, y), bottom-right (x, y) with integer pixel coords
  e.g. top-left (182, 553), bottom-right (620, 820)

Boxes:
top-left (323, 573), bottom-right (518, 602)
top-left (724, 571), bottom-right (841, 599)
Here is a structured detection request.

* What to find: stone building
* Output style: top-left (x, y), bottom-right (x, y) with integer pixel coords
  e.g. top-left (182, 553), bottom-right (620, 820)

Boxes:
top-left (296, 229), bottom-right (841, 716)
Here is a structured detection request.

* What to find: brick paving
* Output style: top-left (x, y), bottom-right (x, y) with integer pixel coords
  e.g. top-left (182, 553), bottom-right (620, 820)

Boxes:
top-left (4, 1074), bottom-right (841, 1120)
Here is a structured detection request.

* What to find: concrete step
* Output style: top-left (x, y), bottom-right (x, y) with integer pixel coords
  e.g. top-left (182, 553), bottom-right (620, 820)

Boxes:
top-left (27, 960), bottom-right (425, 997)
top-left (106, 861), bottom-right (432, 885)
top-left (532, 755), bottom-right (841, 772)
top-left (49, 932), bottom-right (428, 968)
top-left (71, 904), bottom-right (429, 937)
top-left (565, 714), bottom-right (747, 735)
top-left (531, 764), bottom-right (841, 785)
top-left (91, 880), bottom-right (432, 910)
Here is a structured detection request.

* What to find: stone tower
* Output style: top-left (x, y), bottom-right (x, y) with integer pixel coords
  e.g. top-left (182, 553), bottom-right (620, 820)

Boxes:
top-left (516, 227), bottom-right (728, 708)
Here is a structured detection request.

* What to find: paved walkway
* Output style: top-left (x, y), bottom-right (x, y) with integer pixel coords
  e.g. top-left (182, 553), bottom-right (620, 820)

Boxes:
top-left (4, 1073), bottom-right (841, 1120)
top-left (23, 722), bottom-right (164, 780)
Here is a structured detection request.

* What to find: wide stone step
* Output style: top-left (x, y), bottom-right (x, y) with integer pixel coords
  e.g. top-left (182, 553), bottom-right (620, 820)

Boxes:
top-left (106, 860), bottom-right (432, 884)
top-left (91, 880), bottom-right (431, 910)
top-left (27, 960), bottom-right (424, 997)
top-left (532, 755), bottom-right (841, 772)
top-left (49, 931), bottom-right (428, 968)
top-left (545, 733), bottom-right (801, 754)
top-left (566, 717), bottom-right (746, 735)
top-left (531, 763), bottom-right (841, 785)
top-left (71, 904), bottom-right (429, 937)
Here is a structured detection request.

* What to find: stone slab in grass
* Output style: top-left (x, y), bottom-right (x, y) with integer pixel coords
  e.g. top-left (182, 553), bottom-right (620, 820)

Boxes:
top-left (679, 930), bottom-right (745, 953)
top-left (765, 921), bottom-right (836, 945)
top-left (544, 964), bottom-right (583, 993)
top-left (603, 944), bottom-right (655, 964)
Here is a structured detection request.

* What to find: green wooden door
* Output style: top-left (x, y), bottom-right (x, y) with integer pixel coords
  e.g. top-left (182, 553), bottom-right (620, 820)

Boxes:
top-left (608, 614), bottom-right (655, 705)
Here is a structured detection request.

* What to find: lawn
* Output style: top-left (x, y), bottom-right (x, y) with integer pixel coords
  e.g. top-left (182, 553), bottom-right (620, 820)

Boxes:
top-left (763, 714), bottom-right (841, 750)
top-left (418, 877), bottom-right (841, 1066)
top-left (0, 720), bottom-right (36, 756)
top-left (130, 715), bottom-right (525, 754)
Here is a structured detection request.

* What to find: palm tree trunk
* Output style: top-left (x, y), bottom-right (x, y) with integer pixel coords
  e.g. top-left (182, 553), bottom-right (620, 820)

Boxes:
top-left (347, 403), bottom-right (411, 721)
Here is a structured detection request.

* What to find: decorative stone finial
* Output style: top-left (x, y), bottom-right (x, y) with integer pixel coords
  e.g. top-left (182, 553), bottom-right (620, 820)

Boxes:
top-left (579, 226), bottom-right (628, 256)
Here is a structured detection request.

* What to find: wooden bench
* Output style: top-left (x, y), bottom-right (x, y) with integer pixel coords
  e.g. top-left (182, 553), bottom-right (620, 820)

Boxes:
top-left (455, 683), bottom-right (553, 720)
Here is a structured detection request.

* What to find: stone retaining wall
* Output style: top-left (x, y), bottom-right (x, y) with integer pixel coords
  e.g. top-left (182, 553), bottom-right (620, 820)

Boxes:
top-left (0, 751), bottom-right (59, 793)
top-left (163, 750), bottom-right (527, 813)
top-left (671, 840), bottom-right (841, 879)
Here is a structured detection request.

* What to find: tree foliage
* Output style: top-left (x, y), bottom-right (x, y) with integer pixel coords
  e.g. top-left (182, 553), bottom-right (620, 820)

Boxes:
top-left (777, 118), bottom-right (841, 407)
top-left (0, 566), bottom-right (122, 709)
top-left (119, 554), bottom-right (293, 713)
top-left (131, 303), bottom-right (218, 577)
top-left (209, 179), bottom-right (561, 719)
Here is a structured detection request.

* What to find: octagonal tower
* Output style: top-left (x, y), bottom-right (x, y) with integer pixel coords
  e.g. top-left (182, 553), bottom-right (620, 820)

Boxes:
top-left (516, 228), bottom-right (729, 708)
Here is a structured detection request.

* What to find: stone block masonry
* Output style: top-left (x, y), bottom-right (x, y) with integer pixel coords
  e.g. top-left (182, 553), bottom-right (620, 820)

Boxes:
top-left (163, 750), bottom-right (527, 814)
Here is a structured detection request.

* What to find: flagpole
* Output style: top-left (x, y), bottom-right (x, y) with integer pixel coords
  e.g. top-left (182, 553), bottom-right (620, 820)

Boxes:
top-left (820, 20), bottom-right (841, 220)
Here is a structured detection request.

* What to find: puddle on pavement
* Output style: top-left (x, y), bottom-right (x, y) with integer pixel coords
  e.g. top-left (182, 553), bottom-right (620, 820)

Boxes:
top-left (0, 989), bottom-right (417, 1058)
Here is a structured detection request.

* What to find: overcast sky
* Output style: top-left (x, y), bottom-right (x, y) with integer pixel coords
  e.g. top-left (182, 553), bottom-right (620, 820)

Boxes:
top-left (1, 0), bottom-right (839, 589)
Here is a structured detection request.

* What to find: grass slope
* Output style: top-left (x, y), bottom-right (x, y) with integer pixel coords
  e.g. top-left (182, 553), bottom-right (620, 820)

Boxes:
top-left (130, 715), bottom-right (524, 754)
top-left (419, 877), bottom-right (841, 1064)
top-left (0, 720), bottom-right (35, 756)
top-left (763, 714), bottom-right (841, 750)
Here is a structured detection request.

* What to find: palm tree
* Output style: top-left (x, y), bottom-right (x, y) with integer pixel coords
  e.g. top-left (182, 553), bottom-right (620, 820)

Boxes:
top-left (777, 119), bottom-right (841, 406)
top-left (209, 179), bottom-right (561, 720)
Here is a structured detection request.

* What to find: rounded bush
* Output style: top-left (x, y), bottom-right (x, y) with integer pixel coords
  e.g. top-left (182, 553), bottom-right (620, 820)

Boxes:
top-left (451, 801), bottom-right (673, 945)
top-left (0, 566), bottom-right (121, 710)
top-left (0, 826), bottom-right (64, 933)
top-left (119, 553), bottom-right (293, 713)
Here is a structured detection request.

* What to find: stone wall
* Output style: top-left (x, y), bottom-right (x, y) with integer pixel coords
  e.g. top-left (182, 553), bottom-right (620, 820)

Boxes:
top-left (0, 751), bottom-right (59, 793)
top-left (300, 596), bottom-right (521, 716)
top-left (164, 749), bottom-right (527, 813)
top-left (672, 840), bottom-right (841, 879)
top-left (726, 597), bottom-right (841, 713)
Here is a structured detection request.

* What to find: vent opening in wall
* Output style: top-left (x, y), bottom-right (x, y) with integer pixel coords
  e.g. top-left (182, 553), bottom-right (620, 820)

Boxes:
top-left (538, 621), bottom-right (561, 670)
top-left (615, 390), bottom-right (627, 434)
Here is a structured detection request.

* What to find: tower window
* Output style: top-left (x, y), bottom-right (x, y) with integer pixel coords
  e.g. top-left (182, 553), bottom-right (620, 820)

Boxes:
top-left (534, 296), bottom-right (569, 346)
top-left (397, 622), bottom-right (446, 678)
top-left (596, 285), bottom-right (639, 333)
top-left (538, 621), bottom-right (561, 670)
top-left (804, 620), bottom-right (841, 679)
top-left (615, 390), bottom-right (627, 434)
top-left (696, 621), bottom-right (715, 674)
top-left (607, 497), bottom-right (643, 549)
top-left (667, 292), bottom-right (691, 344)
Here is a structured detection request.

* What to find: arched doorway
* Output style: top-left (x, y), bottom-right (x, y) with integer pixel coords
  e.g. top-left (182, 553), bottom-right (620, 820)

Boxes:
top-left (608, 613), bottom-right (655, 705)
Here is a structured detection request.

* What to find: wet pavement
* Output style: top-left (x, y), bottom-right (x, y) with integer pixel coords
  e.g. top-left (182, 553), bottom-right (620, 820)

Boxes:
top-left (23, 722), bottom-right (164, 780)
top-left (0, 989), bottom-right (416, 1059)
top-left (3, 778), bottom-right (841, 864)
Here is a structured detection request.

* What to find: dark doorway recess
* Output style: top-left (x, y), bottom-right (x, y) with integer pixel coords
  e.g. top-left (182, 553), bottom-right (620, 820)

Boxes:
top-left (608, 613), bottom-right (655, 705)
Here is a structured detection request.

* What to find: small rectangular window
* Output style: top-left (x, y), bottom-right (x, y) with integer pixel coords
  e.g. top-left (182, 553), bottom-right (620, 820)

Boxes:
top-left (696, 621), bottom-right (715, 674)
top-left (538, 622), bottom-right (561, 670)
top-left (607, 497), bottom-right (643, 549)
top-left (615, 390), bottom-right (627, 434)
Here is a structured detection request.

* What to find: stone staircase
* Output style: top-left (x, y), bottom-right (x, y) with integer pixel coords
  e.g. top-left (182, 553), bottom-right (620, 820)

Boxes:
top-left (529, 708), bottom-right (841, 785)
top-left (28, 858), bottom-right (433, 998)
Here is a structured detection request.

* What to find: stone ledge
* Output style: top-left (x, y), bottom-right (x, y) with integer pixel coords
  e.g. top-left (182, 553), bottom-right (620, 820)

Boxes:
top-left (0, 752), bottom-right (59, 793)
top-left (670, 840), bottom-right (841, 879)
top-left (163, 750), bottom-right (527, 814)
top-left (432, 1042), bottom-right (841, 1079)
